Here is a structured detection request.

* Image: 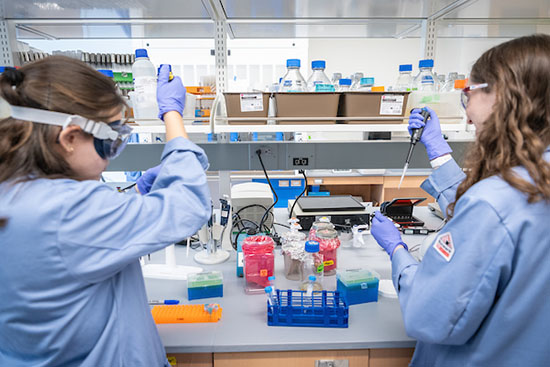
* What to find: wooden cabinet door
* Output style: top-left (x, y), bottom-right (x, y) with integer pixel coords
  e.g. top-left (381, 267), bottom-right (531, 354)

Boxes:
top-left (214, 350), bottom-right (369, 367)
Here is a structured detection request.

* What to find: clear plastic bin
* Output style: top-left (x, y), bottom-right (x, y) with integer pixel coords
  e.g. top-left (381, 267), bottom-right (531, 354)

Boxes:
top-left (242, 236), bottom-right (275, 294)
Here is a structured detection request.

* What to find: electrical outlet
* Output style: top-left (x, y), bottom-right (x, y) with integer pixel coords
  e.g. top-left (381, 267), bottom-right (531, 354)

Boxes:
top-left (293, 157), bottom-right (309, 166)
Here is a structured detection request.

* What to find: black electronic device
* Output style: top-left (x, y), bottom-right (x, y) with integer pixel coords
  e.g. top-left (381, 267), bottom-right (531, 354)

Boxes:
top-left (288, 196), bottom-right (370, 230)
top-left (380, 197), bottom-right (426, 227)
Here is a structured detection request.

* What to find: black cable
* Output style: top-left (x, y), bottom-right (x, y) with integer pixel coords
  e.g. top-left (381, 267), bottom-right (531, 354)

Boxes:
top-left (232, 226), bottom-right (257, 250)
top-left (289, 169), bottom-right (308, 219)
top-left (256, 150), bottom-right (278, 232)
top-left (120, 182), bottom-right (137, 192)
top-left (272, 222), bottom-right (291, 229)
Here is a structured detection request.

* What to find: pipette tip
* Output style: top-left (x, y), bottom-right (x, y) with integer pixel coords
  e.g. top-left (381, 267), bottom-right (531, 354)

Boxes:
top-left (398, 163), bottom-right (408, 190)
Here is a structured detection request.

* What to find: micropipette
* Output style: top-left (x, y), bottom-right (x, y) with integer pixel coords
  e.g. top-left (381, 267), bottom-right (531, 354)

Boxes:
top-left (398, 108), bottom-right (431, 189)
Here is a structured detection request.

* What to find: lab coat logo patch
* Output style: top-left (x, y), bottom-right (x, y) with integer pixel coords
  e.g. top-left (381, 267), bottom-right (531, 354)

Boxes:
top-left (433, 232), bottom-right (454, 262)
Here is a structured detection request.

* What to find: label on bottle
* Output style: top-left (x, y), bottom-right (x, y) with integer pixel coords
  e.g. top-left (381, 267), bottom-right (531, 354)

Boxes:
top-left (315, 84), bottom-right (336, 92)
top-left (240, 93), bottom-right (264, 112)
top-left (380, 94), bottom-right (405, 115)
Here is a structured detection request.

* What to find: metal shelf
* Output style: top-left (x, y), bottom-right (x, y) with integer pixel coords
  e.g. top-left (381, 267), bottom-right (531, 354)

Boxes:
top-left (214, 122), bottom-right (467, 133)
top-left (130, 124), bottom-right (211, 134)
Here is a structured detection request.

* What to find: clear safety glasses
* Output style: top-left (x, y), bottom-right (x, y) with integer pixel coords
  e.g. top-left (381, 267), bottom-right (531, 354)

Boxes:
top-left (461, 83), bottom-right (489, 109)
top-left (9, 105), bottom-right (132, 160)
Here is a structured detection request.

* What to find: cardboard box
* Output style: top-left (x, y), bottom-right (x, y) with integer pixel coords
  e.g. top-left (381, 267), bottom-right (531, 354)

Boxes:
top-left (340, 92), bottom-right (410, 124)
top-left (275, 92), bottom-right (340, 124)
top-left (224, 92), bottom-right (270, 125)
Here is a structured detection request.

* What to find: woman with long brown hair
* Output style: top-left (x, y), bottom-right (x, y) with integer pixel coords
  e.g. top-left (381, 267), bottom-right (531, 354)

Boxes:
top-left (0, 57), bottom-right (211, 366)
top-left (371, 34), bottom-right (550, 365)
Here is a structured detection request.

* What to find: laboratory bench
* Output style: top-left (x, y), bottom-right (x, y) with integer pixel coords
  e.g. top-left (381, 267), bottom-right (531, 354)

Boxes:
top-left (144, 207), bottom-right (443, 366)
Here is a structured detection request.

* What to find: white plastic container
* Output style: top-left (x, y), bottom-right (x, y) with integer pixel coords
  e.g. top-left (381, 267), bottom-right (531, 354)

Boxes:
top-left (306, 60), bottom-right (332, 92)
top-left (394, 64), bottom-right (413, 92)
top-left (132, 48), bottom-right (159, 121)
top-left (351, 72), bottom-right (364, 90)
top-left (413, 59), bottom-right (437, 93)
top-left (279, 59), bottom-right (307, 92)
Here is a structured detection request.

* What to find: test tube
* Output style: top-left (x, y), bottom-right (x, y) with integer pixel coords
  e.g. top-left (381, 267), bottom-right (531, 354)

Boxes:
top-left (267, 276), bottom-right (277, 297)
top-left (264, 286), bottom-right (276, 306)
top-left (306, 275), bottom-right (316, 297)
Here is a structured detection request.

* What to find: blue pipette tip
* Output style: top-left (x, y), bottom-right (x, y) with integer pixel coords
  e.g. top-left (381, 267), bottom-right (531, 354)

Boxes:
top-left (308, 275), bottom-right (316, 281)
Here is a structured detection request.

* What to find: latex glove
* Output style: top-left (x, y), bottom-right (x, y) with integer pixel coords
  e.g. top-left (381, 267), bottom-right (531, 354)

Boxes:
top-left (370, 211), bottom-right (408, 258)
top-left (408, 106), bottom-right (452, 160)
top-left (157, 64), bottom-right (186, 120)
top-left (136, 165), bottom-right (161, 194)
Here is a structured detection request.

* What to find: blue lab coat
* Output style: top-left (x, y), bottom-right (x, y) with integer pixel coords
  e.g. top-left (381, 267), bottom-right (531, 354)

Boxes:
top-left (392, 151), bottom-right (550, 366)
top-left (0, 137), bottom-right (211, 367)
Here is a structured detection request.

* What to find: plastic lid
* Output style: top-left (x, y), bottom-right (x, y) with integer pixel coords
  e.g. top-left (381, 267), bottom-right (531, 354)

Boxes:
top-left (187, 271), bottom-right (223, 288)
top-left (399, 64), bottom-right (413, 72)
top-left (311, 60), bottom-right (326, 69)
top-left (97, 69), bottom-right (114, 78)
top-left (135, 48), bottom-right (149, 58)
top-left (305, 240), bottom-right (320, 253)
top-left (454, 79), bottom-right (467, 89)
top-left (419, 59), bottom-right (434, 68)
top-left (360, 77), bottom-right (375, 85)
top-left (308, 275), bottom-right (316, 281)
top-left (337, 268), bottom-right (379, 286)
top-left (339, 78), bottom-right (352, 86)
top-left (286, 59), bottom-right (301, 68)
top-left (371, 86), bottom-right (385, 92)
top-left (265, 286), bottom-right (273, 293)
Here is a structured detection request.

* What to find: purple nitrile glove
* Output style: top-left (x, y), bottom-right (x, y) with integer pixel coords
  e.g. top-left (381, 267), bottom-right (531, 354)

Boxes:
top-left (136, 165), bottom-right (161, 194)
top-left (157, 64), bottom-right (186, 120)
top-left (370, 211), bottom-right (408, 259)
top-left (408, 106), bottom-right (452, 160)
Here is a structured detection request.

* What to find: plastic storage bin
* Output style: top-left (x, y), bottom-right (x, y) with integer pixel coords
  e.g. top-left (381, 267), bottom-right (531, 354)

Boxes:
top-left (267, 289), bottom-right (348, 328)
top-left (242, 236), bottom-right (275, 294)
top-left (224, 92), bottom-right (270, 125)
top-left (187, 271), bottom-right (223, 300)
top-left (336, 269), bottom-right (379, 305)
top-left (275, 92), bottom-right (339, 124)
top-left (340, 92), bottom-right (410, 124)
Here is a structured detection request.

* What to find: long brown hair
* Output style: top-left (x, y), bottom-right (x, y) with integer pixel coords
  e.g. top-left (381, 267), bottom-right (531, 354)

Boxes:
top-left (449, 34), bottom-right (550, 215)
top-left (0, 56), bottom-right (126, 184)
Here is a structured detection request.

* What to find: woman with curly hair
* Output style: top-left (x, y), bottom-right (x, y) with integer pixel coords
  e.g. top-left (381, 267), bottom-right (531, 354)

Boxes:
top-left (371, 34), bottom-right (550, 366)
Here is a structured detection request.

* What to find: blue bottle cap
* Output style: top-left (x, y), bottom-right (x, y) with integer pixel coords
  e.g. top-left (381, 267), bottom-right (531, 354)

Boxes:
top-left (275, 132), bottom-right (284, 141)
top-left (265, 286), bottom-right (273, 293)
top-left (268, 276), bottom-right (275, 281)
top-left (339, 78), bottom-right (352, 86)
top-left (305, 240), bottom-right (320, 253)
top-left (360, 77), bottom-right (374, 85)
top-left (286, 59), bottom-right (301, 68)
top-left (157, 64), bottom-right (172, 74)
top-left (135, 48), bottom-right (148, 58)
top-left (311, 60), bottom-right (326, 69)
top-left (419, 59), bottom-right (434, 68)
top-left (97, 69), bottom-right (114, 78)
top-left (308, 275), bottom-right (316, 281)
top-left (399, 64), bottom-right (413, 72)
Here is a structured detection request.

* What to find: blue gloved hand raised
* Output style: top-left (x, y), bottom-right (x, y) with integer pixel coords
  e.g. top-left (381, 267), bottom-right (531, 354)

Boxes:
top-left (370, 211), bottom-right (408, 259)
top-left (157, 64), bottom-right (186, 120)
top-left (408, 106), bottom-right (452, 160)
top-left (136, 165), bottom-right (161, 194)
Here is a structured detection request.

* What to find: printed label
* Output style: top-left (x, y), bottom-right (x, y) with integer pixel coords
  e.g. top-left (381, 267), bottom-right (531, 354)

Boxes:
top-left (315, 84), bottom-right (336, 92)
top-left (323, 260), bottom-right (334, 267)
top-left (433, 232), bottom-right (455, 262)
top-left (240, 93), bottom-right (264, 112)
top-left (260, 269), bottom-right (268, 277)
top-left (237, 252), bottom-right (244, 267)
top-left (380, 94), bottom-right (405, 115)
top-left (316, 264), bottom-right (325, 273)
top-left (360, 282), bottom-right (368, 290)
top-left (167, 356), bottom-right (177, 366)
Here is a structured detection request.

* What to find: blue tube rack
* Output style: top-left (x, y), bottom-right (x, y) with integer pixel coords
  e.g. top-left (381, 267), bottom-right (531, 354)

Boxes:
top-left (267, 290), bottom-right (349, 328)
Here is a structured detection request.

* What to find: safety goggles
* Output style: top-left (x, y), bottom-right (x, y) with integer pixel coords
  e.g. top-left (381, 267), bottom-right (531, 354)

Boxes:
top-left (461, 83), bottom-right (489, 109)
top-left (9, 105), bottom-right (132, 160)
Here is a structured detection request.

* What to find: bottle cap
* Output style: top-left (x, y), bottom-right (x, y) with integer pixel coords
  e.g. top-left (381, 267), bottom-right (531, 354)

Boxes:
top-left (308, 275), bottom-right (317, 281)
top-left (454, 79), bottom-right (467, 89)
top-left (419, 59), bottom-right (434, 68)
top-left (360, 77), bottom-right (375, 85)
top-left (311, 60), bottom-right (326, 69)
top-left (399, 64), bottom-right (413, 72)
top-left (97, 69), bottom-right (114, 78)
top-left (268, 276), bottom-right (275, 281)
top-left (135, 48), bottom-right (149, 58)
top-left (305, 240), bottom-right (320, 253)
top-left (286, 59), bottom-right (301, 68)
top-left (372, 86), bottom-right (385, 92)
top-left (264, 286), bottom-right (273, 293)
top-left (339, 78), bottom-right (352, 86)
